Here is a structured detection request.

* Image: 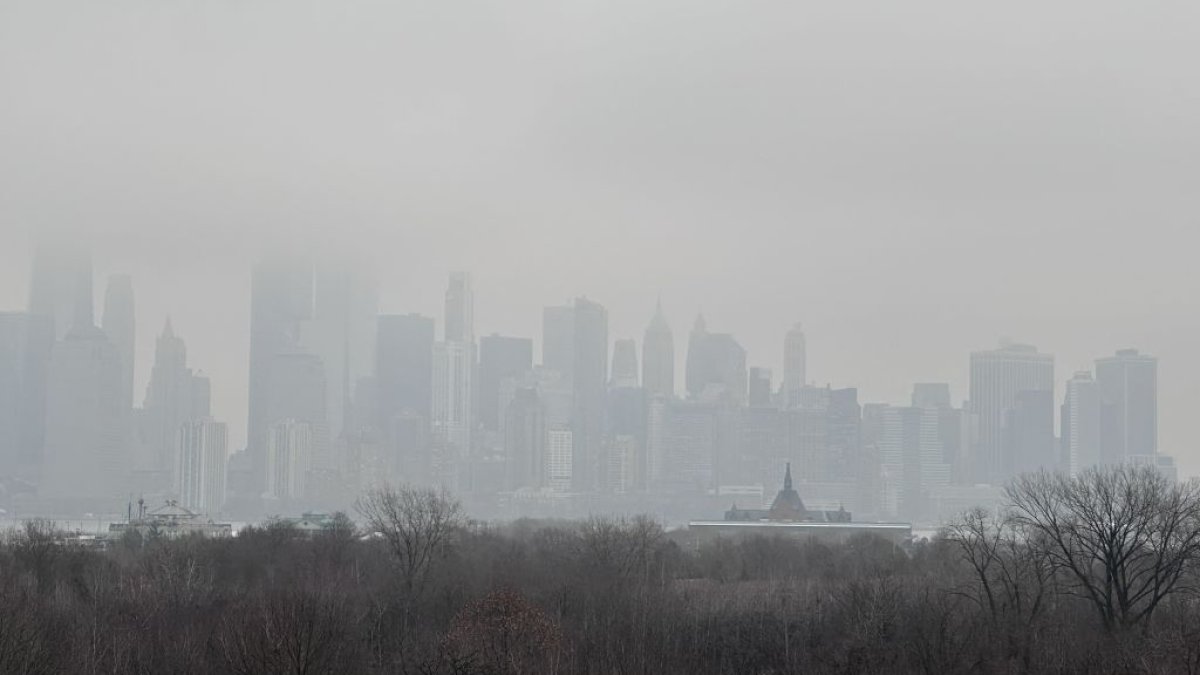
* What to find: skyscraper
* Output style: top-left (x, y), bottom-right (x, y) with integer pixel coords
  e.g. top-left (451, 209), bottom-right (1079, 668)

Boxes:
top-left (247, 255), bottom-right (314, 493)
top-left (27, 233), bottom-right (93, 341)
top-left (503, 387), bottom-right (544, 490)
top-left (642, 300), bottom-right (675, 398)
top-left (308, 258), bottom-right (377, 443)
top-left (542, 304), bottom-right (575, 379)
top-left (376, 314), bottom-right (435, 422)
top-left (570, 297), bottom-right (608, 492)
top-left (40, 326), bottom-right (127, 503)
top-left (782, 323), bottom-right (806, 405)
top-left (177, 419), bottom-right (228, 514)
top-left (1096, 349), bottom-right (1157, 464)
top-left (610, 339), bottom-right (639, 389)
top-left (0, 313), bottom-right (53, 479)
top-left (433, 273), bottom-right (476, 488)
top-left (445, 272), bottom-right (474, 343)
top-left (101, 275), bottom-right (136, 411)
top-left (266, 419), bottom-right (314, 501)
top-left (748, 367), bottom-right (773, 407)
top-left (1062, 371), bottom-right (1101, 475)
top-left (969, 343), bottom-right (1054, 485)
top-left (685, 315), bottom-right (747, 404)
top-left (479, 335), bottom-right (533, 431)
top-left (142, 320), bottom-right (211, 485)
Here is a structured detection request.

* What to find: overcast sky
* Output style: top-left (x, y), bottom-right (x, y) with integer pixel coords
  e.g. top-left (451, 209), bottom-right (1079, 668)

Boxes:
top-left (1, 0), bottom-right (1198, 472)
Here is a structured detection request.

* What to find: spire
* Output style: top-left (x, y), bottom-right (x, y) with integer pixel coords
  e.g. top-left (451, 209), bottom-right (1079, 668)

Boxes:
top-left (784, 462), bottom-right (793, 491)
top-left (692, 313), bottom-right (707, 333)
top-left (162, 316), bottom-right (174, 338)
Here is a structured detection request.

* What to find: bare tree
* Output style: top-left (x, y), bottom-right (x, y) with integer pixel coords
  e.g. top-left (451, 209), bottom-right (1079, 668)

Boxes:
top-left (945, 506), bottom-right (1054, 666)
top-left (1007, 466), bottom-right (1200, 631)
top-left (356, 484), bottom-right (465, 595)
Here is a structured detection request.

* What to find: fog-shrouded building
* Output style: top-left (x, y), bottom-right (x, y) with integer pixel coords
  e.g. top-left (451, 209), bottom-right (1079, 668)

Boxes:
top-left (308, 258), bottom-right (377, 444)
top-left (782, 323), bottom-right (806, 406)
top-left (248, 255), bottom-right (314, 496)
top-left (40, 326), bottom-right (128, 505)
top-left (0, 312), bottom-right (53, 481)
top-left (177, 419), bottom-right (228, 515)
top-left (748, 367), bottom-right (773, 408)
top-left (376, 313), bottom-right (435, 428)
top-left (1062, 371), bottom-right (1101, 476)
top-left (969, 343), bottom-right (1054, 485)
top-left (642, 301), bottom-right (675, 398)
top-left (141, 320), bottom-right (211, 491)
top-left (685, 315), bottom-right (747, 405)
top-left (266, 419), bottom-right (314, 502)
top-left (28, 233), bottom-right (94, 342)
top-left (101, 274), bottom-right (136, 412)
top-left (1096, 349), bottom-right (1157, 464)
top-left (503, 387), bottom-right (544, 491)
top-left (610, 339), bottom-right (639, 389)
top-left (479, 335), bottom-right (533, 432)
top-left (571, 298), bottom-right (608, 492)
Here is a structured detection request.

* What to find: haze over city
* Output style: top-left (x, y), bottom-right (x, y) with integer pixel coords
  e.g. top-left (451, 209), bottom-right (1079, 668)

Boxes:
top-left (2, 1), bottom-right (1198, 479)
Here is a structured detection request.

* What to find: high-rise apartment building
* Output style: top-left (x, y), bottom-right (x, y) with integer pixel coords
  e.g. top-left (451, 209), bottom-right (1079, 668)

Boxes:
top-left (1096, 349), bottom-right (1157, 463)
top-left (969, 343), bottom-right (1054, 484)
top-left (1062, 371), bottom-right (1101, 475)
top-left (177, 419), bottom-right (228, 515)
top-left (266, 419), bottom-right (313, 501)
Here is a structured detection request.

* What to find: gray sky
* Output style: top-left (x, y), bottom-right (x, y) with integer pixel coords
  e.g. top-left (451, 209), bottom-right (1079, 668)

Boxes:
top-left (2, 1), bottom-right (1198, 471)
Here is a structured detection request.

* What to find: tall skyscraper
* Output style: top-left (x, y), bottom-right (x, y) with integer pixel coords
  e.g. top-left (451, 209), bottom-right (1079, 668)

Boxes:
top-left (433, 273), bottom-right (476, 488)
top-left (570, 297), bottom-right (608, 492)
top-left (142, 320), bottom-right (211, 484)
top-left (376, 314), bottom-right (435, 422)
top-left (266, 419), bottom-right (314, 501)
top-left (40, 326), bottom-right (127, 503)
top-left (642, 301), bottom-right (675, 398)
top-left (1005, 389), bottom-right (1057, 475)
top-left (479, 335), bottom-right (533, 431)
top-left (27, 233), bottom-right (93, 341)
top-left (685, 315), bottom-right (747, 404)
top-left (542, 304), bottom-right (575, 379)
top-left (503, 387), bottom-right (544, 490)
top-left (610, 339), bottom-right (639, 389)
top-left (177, 419), bottom-right (228, 514)
top-left (782, 323), bottom-right (806, 405)
top-left (0, 313), bottom-right (53, 479)
top-left (308, 259), bottom-right (377, 443)
top-left (1062, 371), bottom-right (1101, 476)
top-left (875, 405), bottom-right (950, 521)
top-left (748, 367), bottom-right (773, 407)
top-left (101, 275), bottom-right (136, 411)
top-left (432, 340), bottom-right (473, 476)
top-left (1096, 349), bottom-right (1157, 464)
top-left (247, 255), bottom-right (314, 493)
top-left (969, 343), bottom-right (1054, 485)
top-left (445, 272), bottom-right (474, 343)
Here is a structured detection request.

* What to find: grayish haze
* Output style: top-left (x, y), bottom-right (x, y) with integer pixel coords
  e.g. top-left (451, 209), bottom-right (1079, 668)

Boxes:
top-left (1, 1), bottom-right (1197, 470)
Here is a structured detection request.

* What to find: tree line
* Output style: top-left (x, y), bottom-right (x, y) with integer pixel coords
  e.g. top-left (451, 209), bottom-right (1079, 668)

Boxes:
top-left (3, 464), bottom-right (1200, 674)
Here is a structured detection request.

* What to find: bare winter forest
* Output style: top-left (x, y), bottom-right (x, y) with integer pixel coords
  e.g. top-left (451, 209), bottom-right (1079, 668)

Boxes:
top-left (4, 465), bottom-right (1200, 675)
